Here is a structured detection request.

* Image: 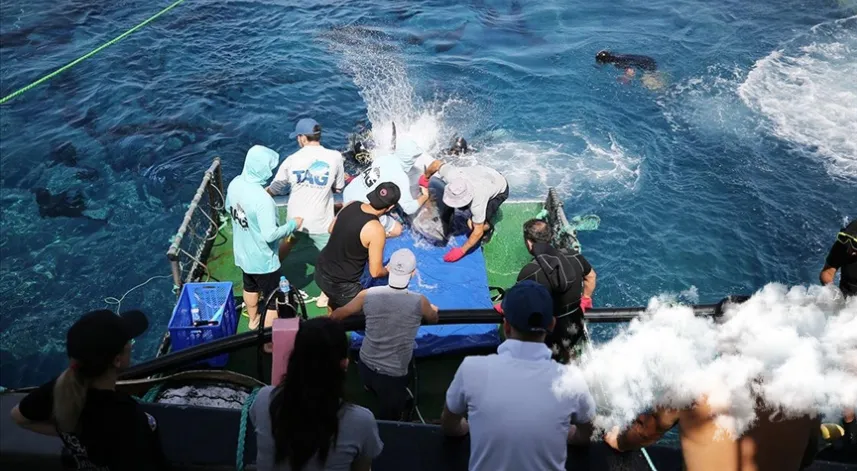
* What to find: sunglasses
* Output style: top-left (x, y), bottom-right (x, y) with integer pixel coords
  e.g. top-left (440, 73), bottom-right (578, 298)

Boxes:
top-left (837, 232), bottom-right (857, 249)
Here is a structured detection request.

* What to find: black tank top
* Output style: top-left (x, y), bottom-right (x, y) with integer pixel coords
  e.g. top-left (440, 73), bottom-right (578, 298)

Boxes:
top-left (317, 202), bottom-right (379, 283)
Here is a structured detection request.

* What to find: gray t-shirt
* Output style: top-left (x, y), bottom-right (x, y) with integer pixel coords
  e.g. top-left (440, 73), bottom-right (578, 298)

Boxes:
top-left (437, 164), bottom-right (507, 224)
top-left (359, 286), bottom-right (425, 377)
top-left (250, 386), bottom-right (383, 471)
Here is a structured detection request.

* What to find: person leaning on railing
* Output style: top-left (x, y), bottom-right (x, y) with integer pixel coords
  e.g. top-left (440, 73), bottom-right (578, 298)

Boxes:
top-left (441, 281), bottom-right (595, 471)
top-left (10, 310), bottom-right (168, 470)
top-left (330, 248), bottom-right (439, 421)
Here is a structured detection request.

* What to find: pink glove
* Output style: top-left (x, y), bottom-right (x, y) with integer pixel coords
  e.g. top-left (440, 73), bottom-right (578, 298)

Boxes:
top-left (418, 175), bottom-right (430, 188)
top-left (444, 247), bottom-right (466, 263)
top-left (493, 303), bottom-right (504, 314)
top-left (344, 174), bottom-right (355, 185)
top-left (580, 296), bottom-right (593, 313)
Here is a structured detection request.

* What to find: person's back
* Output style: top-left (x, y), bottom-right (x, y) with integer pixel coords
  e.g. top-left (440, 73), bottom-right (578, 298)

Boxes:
top-left (678, 401), bottom-right (817, 471)
top-left (317, 202), bottom-right (377, 284)
top-left (227, 145), bottom-right (294, 275)
top-left (251, 317), bottom-right (383, 471)
top-left (252, 387), bottom-right (380, 471)
top-left (344, 154), bottom-right (416, 213)
top-left (11, 310), bottom-right (166, 471)
top-left (451, 346), bottom-right (592, 470)
top-left (275, 144), bottom-right (344, 235)
top-left (442, 281), bottom-right (595, 471)
top-left (360, 285), bottom-right (424, 377)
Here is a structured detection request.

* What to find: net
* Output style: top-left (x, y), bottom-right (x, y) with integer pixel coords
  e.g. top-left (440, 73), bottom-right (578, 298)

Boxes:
top-left (166, 158), bottom-right (226, 293)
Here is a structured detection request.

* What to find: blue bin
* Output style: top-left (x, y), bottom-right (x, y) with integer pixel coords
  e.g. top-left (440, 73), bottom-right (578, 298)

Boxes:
top-left (168, 282), bottom-right (238, 367)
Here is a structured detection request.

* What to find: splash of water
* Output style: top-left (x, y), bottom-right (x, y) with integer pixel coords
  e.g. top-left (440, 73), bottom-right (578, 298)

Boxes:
top-left (738, 16), bottom-right (857, 180)
top-left (554, 283), bottom-right (857, 438)
top-left (325, 26), bottom-right (474, 156)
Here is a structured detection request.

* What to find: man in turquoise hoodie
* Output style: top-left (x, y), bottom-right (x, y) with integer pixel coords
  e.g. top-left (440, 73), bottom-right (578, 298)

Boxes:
top-left (226, 145), bottom-right (302, 333)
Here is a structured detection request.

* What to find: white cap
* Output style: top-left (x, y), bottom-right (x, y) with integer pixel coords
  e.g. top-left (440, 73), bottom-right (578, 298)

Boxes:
top-left (388, 249), bottom-right (416, 289)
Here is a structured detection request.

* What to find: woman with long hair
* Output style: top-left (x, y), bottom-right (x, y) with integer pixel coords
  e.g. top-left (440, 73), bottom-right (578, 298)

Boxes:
top-left (10, 309), bottom-right (168, 470)
top-left (251, 317), bottom-right (383, 471)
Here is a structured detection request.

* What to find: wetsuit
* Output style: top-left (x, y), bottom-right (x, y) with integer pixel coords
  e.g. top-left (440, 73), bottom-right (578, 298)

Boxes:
top-left (826, 221), bottom-right (857, 297)
top-left (598, 52), bottom-right (657, 72)
top-left (516, 242), bottom-right (592, 364)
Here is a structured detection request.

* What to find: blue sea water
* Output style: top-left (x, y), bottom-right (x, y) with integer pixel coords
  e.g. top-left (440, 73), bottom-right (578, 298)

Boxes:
top-left (1, 0), bottom-right (855, 389)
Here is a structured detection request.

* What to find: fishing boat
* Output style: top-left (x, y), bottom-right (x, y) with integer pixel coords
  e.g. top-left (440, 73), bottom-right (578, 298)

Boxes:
top-left (1, 157), bottom-right (853, 471)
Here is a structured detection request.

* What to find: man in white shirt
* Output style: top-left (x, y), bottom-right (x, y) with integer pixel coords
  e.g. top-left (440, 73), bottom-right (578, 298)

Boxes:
top-left (268, 117), bottom-right (345, 255)
top-left (342, 136), bottom-right (431, 238)
top-left (441, 280), bottom-right (596, 471)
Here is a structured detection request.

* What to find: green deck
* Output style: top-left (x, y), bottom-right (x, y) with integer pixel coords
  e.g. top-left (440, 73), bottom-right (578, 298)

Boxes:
top-left (206, 201), bottom-right (542, 420)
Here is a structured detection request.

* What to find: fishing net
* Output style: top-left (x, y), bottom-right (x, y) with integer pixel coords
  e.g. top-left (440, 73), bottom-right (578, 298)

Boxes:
top-left (166, 158), bottom-right (227, 291)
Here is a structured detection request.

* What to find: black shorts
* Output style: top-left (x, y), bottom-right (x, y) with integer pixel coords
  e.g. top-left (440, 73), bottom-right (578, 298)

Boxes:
top-left (242, 271), bottom-right (281, 310)
top-left (314, 269), bottom-right (363, 310)
top-left (485, 182), bottom-right (510, 226)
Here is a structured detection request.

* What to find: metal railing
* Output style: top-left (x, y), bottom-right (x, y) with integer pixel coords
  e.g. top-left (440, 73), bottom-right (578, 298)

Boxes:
top-left (166, 157), bottom-right (225, 293)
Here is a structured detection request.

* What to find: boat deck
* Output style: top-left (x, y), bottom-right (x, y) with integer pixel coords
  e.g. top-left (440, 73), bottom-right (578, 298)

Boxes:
top-left (205, 201), bottom-right (543, 420)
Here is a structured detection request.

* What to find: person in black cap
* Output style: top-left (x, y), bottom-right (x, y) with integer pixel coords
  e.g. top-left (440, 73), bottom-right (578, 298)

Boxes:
top-left (315, 182), bottom-right (402, 311)
top-left (10, 309), bottom-right (168, 470)
top-left (441, 280), bottom-right (595, 471)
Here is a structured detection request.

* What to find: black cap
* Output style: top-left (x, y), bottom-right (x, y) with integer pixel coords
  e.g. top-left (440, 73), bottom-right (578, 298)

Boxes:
top-left (67, 310), bottom-right (149, 375)
top-left (367, 182), bottom-right (401, 210)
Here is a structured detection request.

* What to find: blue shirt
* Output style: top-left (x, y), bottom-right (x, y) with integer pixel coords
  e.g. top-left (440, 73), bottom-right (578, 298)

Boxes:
top-left (446, 339), bottom-right (596, 471)
top-left (225, 145), bottom-right (298, 274)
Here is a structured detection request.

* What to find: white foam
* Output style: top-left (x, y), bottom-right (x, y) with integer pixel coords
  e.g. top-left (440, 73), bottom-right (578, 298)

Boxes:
top-left (455, 125), bottom-right (641, 199)
top-left (738, 16), bottom-right (857, 179)
top-left (555, 283), bottom-right (857, 438)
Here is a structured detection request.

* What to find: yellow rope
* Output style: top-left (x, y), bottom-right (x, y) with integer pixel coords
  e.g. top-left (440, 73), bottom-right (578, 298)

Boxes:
top-left (0, 0), bottom-right (188, 105)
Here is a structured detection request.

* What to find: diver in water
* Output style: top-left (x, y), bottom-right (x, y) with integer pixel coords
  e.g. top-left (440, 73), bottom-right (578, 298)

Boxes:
top-left (596, 50), bottom-right (665, 90)
top-left (596, 50), bottom-right (657, 71)
top-left (447, 137), bottom-right (468, 156)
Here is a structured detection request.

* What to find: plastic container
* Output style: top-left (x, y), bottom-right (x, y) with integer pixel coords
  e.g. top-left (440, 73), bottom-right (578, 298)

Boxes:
top-left (168, 282), bottom-right (238, 367)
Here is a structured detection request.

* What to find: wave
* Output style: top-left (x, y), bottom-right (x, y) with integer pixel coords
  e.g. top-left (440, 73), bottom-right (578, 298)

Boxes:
top-left (738, 16), bottom-right (857, 179)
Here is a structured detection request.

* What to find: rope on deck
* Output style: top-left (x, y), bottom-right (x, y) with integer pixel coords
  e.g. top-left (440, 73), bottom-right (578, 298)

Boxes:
top-left (0, 0), bottom-right (188, 105)
top-left (236, 387), bottom-right (261, 471)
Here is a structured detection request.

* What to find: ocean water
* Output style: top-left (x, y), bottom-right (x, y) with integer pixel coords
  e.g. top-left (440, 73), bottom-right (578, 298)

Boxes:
top-left (1, 0), bottom-right (855, 388)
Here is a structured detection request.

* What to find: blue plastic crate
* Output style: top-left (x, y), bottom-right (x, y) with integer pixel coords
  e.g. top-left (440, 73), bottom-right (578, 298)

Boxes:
top-left (168, 282), bottom-right (238, 367)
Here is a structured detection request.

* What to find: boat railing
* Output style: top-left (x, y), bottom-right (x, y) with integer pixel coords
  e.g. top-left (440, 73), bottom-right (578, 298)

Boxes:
top-left (118, 302), bottom-right (734, 381)
top-left (166, 157), bottom-right (225, 294)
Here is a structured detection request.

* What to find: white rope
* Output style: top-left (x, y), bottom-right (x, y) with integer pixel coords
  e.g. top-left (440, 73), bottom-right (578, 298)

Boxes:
top-left (104, 275), bottom-right (173, 313)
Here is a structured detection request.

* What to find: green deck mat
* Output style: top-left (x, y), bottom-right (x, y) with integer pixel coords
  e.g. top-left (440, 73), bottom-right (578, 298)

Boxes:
top-left (207, 202), bottom-right (543, 420)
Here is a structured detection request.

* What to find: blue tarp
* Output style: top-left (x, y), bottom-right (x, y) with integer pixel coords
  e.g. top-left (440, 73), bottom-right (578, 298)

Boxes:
top-left (350, 229), bottom-right (501, 357)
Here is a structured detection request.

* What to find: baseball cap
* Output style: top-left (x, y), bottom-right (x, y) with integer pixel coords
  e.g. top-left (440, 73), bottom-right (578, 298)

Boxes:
top-left (500, 280), bottom-right (554, 332)
top-left (387, 248), bottom-right (417, 289)
top-left (289, 118), bottom-right (320, 139)
top-left (67, 309), bottom-right (149, 375)
top-left (367, 182), bottom-right (401, 210)
top-left (442, 179), bottom-right (474, 209)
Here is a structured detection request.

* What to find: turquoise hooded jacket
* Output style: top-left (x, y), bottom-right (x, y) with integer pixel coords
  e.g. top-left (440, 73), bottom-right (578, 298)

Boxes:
top-left (225, 145), bottom-right (298, 275)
